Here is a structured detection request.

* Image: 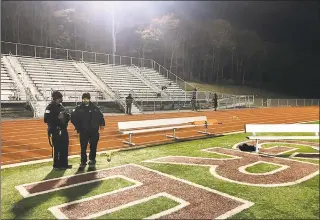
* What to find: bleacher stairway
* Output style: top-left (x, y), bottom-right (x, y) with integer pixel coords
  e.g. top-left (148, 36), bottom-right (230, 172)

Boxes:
top-left (1, 54), bottom-right (253, 117)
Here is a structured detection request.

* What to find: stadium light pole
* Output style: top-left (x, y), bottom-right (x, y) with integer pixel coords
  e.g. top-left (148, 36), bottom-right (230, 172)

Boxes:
top-left (112, 3), bottom-right (116, 66)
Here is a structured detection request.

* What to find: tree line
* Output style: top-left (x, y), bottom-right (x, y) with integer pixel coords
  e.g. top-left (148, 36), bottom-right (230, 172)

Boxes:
top-left (2, 1), bottom-right (319, 97)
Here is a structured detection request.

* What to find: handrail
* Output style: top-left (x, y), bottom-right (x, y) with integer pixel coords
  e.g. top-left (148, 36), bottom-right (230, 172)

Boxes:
top-left (12, 54), bottom-right (45, 100)
top-left (129, 90), bottom-right (144, 113)
top-left (74, 56), bottom-right (115, 100)
top-left (7, 53), bottom-right (38, 102)
top-left (130, 64), bottom-right (172, 100)
top-left (152, 61), bottom-right (196, 91)
top-left (131, 64), bottom-right (161, 90)
top-left (127, 65), bottom-right (160, 95)
top-left (2, 41), bottom-right (255, 99)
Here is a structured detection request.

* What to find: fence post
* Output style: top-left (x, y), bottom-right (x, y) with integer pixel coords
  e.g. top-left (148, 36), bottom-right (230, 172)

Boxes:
top-left (95, 53), bottom-right (97, 63)
top-left (151, 60), bottom-right (153, 68)
top-left (34, 46), bottom-right (37, 57)
top-left (159, 65), bottom-right (160, 73)
top-left (107, 54), bottom-right (110, 64)
top-left (304, 99), bottom-right (306, 106)
top-left (66, 50), bottom-right (69, 60)
top-left (296, 99), bottom-right (297, 106)
top-left (81, 51), bottom-right (84, 61)
top-left (278, 99), bottom-right (279, 107)
top-left (167, 70), bottom-right (169, 78)
top-left (130, 57), bottom-right (132, 65)
top-left (50, 48), bottom-right (52, 59)
top-left (15, 43), bottom-right (18, 55)
top-left (120, 56), bottom-right (122, 65)
top-left (287, 99), bottom-right (289, 106)
top-left (184, 82), bottom-right (186, 91)
top-left (176, 76), bottom-right (178, 85)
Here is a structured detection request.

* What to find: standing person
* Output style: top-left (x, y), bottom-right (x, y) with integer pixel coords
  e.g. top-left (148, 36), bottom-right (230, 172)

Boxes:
top-left (213, 93), bottom-right (218, 111)
top-left (71, 93), bottom-right (105, 167)
top-left (125, 93), bottom-right (134, 115)
top-left (44, 91), bottom-right (72, 170)
top-left (191, 88), bottom-right (198, 111)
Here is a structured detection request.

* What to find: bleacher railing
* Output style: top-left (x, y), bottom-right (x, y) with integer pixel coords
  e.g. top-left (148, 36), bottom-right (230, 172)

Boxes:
top-left (1, 41), bottom-right (255, 109)
top-left (253, 99), bottom-right (320, 108)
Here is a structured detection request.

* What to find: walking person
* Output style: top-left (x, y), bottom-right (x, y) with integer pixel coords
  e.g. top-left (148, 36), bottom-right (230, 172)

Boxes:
top-left (125, 93), bottom-right (134, 115)
top-left (44, 91), bottom-right (72, 170)
top-left (213, 93), bottom-right (218, 111)
top-left (71, 93), bottom-right (105, 168)
top-left (191, 88), bottom-right (198, 111)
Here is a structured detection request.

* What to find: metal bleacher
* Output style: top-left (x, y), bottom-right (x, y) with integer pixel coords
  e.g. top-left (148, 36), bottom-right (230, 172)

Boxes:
top-left (1, 56), bottom-right (16, 101)
top-left (88, 63), bottom-right (159, 99)
top-left (18, 57), bottom-right (105, 102)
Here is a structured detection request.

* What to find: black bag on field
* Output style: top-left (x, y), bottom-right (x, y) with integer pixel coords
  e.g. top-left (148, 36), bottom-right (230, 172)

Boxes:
top-left (238, 143), bottom-right (256, 152)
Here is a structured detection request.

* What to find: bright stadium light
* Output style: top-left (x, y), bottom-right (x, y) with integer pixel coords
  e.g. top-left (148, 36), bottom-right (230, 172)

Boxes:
top-left (93, 1), bottom-right (145, 65)
top-left (91, 1), bottom-right (146, 65)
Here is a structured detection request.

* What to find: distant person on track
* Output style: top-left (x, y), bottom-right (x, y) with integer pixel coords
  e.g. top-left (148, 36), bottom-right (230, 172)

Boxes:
top-left (213, 93), bottom-right (218, 111)
top-left (125, 93), bottom-right (134, 115)
top-left (71, 93), bottom-right (105, 168)
top-left (44, 91), bottom-right (72, 170)
top-left (191, 88), bottom-right (198, 111)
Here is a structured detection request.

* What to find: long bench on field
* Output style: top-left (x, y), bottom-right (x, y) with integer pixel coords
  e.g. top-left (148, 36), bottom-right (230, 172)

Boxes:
top-left (245, 124), bottom-right (319, 153)
top-left (118, 116), bottom-right (212, 146)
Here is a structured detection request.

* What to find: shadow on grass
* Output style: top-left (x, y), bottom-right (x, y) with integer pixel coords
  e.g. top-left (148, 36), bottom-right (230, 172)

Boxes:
top-left (60, 165), bottom-right (101, 204)
top-left (12, 168), bottom-right (66, 219)
top-left (11, 165), bottom-right (102, 219)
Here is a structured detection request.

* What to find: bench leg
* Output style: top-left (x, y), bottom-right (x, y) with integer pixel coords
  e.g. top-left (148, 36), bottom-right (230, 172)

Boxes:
top-left (198, 122), bottom-right (210, 135)
top-left (123, 133), bottom-right (136, 146)
top-left (167, 128), bottom-right (179, 139)
top-left (255, 139), bottom-right (259, 153)
top-left (198, 128), bottom-right (210, 135)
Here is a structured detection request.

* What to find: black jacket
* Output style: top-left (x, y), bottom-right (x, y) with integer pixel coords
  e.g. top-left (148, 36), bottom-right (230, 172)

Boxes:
top-left (126, 96), bottom-right (133, 105)
top-left (44, 101), bottom-right (70, 130)
top-left (71, 102), bottom-right (105, 132)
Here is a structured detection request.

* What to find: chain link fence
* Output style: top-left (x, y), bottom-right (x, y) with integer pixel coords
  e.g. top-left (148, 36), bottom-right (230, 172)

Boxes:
top-left (251, 98), bottom-right (320, 108)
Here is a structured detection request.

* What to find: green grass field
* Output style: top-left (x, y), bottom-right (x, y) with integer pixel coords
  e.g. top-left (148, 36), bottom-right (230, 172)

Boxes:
top-left (245, 163), bottom-right (282, 174)
top-left (1, 127), bottom-right (319, 219)
top-left (187, 81), bottom-right (295, 98)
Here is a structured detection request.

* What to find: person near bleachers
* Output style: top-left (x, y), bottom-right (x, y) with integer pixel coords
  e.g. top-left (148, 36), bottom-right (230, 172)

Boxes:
top-left (71, 93), bottom-right (105, 168)
top-left (125, 93), bottom-right (134, 115)
top-left (44, 91), bottom-right (72, 170)
top-left (191, 88), bottom-right (198, 111)
top-left (213, 93), bottom-right (218, 111)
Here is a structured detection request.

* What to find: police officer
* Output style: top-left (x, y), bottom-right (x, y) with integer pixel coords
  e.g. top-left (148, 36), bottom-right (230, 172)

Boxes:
top-left (213, 93), bottom-right (218, 111)
top-left (125, 93), bottom-right (133, 115)
top-left (44, 91), bottom-right (72, 170)
top-left (71, 93), bottom-right (105, 167)
top-left (191, 88), bottom-right (198, 111)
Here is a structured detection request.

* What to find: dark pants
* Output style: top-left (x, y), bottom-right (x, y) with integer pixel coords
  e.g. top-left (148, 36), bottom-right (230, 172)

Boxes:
top-left (79, 130), bottom-right (100, 163)
top-left (126, 103), bottom-right (132, 115)
top-left (191, 99), bottom-right (197, 111)
top-left (51, 129), bottom-right (69, 168)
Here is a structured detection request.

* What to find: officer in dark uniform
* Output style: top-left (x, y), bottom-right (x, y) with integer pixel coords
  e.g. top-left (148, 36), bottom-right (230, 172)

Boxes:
top-left (71, 93), bottom-right (105, 167)
top-left (125, 94), bottom-right (134, 115)
top-left (213, 93), bottom-right (218, 111)
top-left (44, 91), bottom-right (72, 170)
top-left (191, 88), bottom-right (198, 111)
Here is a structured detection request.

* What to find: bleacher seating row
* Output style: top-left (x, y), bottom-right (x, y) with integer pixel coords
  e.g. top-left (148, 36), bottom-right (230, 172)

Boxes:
top-left (1, 56), bottom-right (16, 101)
top-left (1, 55), bottom-right (192, 102)
top-left (18, 57), bottom-right (103, 101)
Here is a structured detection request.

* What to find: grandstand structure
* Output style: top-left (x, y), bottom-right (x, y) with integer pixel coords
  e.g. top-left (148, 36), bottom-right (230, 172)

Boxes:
top-left (1, 41), bottom-right (257, 118)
